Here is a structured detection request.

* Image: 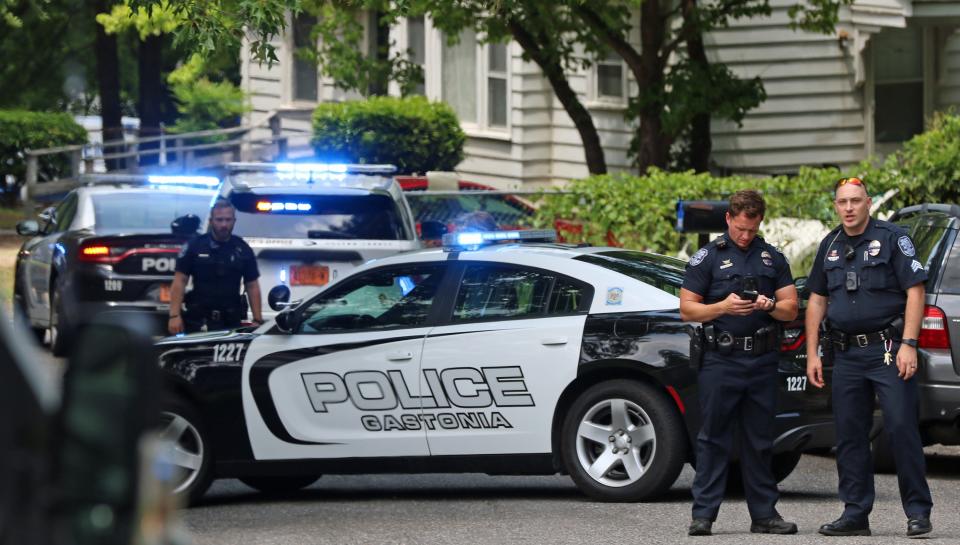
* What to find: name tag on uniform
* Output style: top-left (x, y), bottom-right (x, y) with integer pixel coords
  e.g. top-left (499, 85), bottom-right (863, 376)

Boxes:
top-left (720, 259), bottom-right (733, 269)
top-left (198, 253), bottom-right (209, 258)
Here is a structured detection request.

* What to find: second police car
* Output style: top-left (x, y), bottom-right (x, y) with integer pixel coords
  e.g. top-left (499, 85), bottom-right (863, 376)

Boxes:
top-left (156, 231), bottom-right (835, 504)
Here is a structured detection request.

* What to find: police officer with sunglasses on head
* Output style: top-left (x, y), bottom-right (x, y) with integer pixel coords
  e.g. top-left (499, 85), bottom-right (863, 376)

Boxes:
top-left (680, 190), bottom-right (799, 537)
top-left (806, 177), bottom-right (932, 537)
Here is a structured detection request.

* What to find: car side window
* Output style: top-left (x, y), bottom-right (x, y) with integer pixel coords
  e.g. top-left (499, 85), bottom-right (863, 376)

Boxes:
top-left (51, 194), bottom-right (78, 233)
top-left (453, 264), bottom-right (553, 321)
top-left (548, 277), bottom-right (589, 314)
top-left (299, 264), bottom-right (444, 333)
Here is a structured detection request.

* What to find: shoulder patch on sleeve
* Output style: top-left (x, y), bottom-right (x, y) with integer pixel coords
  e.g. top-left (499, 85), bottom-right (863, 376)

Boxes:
top-left (898, 235), bottom-right (916, 257)
top-left (689, 248), bottom-right (708, 267)
top-left (911, 259), bottom-right (923, 272)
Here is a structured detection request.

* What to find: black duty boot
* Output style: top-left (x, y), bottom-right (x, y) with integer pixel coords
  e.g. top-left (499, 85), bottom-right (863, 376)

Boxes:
top-left (818, 517), bottom-right (871, 536)
top-left (751, 515), bottom-right (798, 534)
top-left (688, 518), bottom-right (713, 536)
top-left (907, 517), bottom-right (932, 537)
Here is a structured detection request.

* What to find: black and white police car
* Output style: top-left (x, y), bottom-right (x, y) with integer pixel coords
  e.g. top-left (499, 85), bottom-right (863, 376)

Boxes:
top-left (14, 175), bottom-right (217, 355)
top-left (207, 162), bottom-right (426, 319)
top-left (156, 230), bottom-right (834, 503)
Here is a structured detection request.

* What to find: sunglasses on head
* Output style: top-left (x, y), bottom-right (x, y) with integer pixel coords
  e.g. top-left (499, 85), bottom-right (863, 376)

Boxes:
top-left (835, 177), bottom-right (867, 192)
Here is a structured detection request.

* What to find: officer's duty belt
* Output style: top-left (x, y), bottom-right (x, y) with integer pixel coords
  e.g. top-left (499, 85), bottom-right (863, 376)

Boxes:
top-left (704, 324), bottom-right (779, 355)
top-left (830, 320), bottom-right (902, 351)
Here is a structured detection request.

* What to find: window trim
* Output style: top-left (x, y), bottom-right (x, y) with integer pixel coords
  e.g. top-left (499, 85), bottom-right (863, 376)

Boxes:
top-left (588, 52), bottom-right (628, 107)
top-left (288, 11), bottom-right (320, 106)
top-left (434, 261), bottom-right (594, 326)
top-left (429, 27), bottom-right (512, 136)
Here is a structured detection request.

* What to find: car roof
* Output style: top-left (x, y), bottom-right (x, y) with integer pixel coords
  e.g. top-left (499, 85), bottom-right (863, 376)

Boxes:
top-left (891, 203), bottom-right (960, 227)
top-left (78, 184), bottom-right (218, 197)
top-left (342, 243), bottom-right (683, 313)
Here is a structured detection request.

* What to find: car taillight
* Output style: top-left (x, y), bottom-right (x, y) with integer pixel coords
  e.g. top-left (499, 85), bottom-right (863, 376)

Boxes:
top-left (918, 305), bottom-right (951, 349)
top-left (79, 243), bottom-right (126, 263)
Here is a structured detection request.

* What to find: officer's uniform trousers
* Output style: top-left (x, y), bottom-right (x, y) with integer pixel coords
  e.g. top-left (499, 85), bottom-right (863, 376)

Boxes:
top-left (691, 349), bottom-right (779, 521)
top-left (832, 340), bottom-right (933, 522)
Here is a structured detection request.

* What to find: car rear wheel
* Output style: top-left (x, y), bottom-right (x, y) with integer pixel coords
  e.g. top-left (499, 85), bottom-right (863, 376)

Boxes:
top-left (239, 476), bottom-right (320, 494)
top-left (560, 379), bottom-right (687, 501)
top-left (159, 399), bottom-right (213, 505)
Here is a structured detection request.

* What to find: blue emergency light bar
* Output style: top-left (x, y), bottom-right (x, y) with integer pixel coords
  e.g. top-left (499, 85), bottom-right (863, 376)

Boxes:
top-left (442, 229), bottom-right (557, 250)
top-left (227, 162), bottom-right (398, 175)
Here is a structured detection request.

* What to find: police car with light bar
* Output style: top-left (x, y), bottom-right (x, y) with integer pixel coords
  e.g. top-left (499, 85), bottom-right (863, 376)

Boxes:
top-left (13, 175), bottom-right (217, 355)
top-left (204, 162), bottom-right (425, 319)
top-left (155, 229), bottom-right (836, 504)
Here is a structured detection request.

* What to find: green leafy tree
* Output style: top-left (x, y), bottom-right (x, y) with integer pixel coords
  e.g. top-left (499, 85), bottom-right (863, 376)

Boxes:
top-left (166, 54), bottom-right (249, 134)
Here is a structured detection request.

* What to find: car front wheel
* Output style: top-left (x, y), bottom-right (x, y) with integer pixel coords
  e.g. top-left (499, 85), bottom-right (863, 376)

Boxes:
top-left (159, 399), bottom-right (213, 505)
top-left (560, 379), bottom-right (687, 501)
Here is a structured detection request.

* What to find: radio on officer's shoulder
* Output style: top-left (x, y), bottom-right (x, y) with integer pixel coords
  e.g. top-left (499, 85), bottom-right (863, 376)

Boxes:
top-left (739, 275), bottom-right (759, 302)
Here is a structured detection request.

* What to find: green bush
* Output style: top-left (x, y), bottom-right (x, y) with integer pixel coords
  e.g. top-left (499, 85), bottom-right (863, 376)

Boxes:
top-left (167, 55), bottom-right (249, 136)
top-left (530, 165), bottom-right (901, 255)
top-left (311, 96), bottom-right (465, 174)
top-left (886, 111), bottom-right (960, 208)
top-left (0, 110), bottom-right (87, 194)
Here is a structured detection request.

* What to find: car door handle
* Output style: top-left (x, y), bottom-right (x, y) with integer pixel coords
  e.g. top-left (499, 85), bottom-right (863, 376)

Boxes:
top-left (540, 337), bottom-right (568, 346)
top-left (387, 351), bottom-right (414, 362)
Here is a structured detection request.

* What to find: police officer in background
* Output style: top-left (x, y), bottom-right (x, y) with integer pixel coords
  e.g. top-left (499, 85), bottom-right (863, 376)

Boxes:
top-left (168, 197), bottom-right (263, 334)
top-left (805, 177), bottom-right (932, 537)
top-left (680, 189), bottom-right (799, 536)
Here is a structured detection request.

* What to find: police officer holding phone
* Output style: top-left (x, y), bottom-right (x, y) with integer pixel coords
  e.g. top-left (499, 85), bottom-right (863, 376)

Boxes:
top-left (168, 197), bottom-right (263, 334)
top-left (680, 190), bottom-right (799, 536)
top-left (805, 177), bottom-right (932, 537)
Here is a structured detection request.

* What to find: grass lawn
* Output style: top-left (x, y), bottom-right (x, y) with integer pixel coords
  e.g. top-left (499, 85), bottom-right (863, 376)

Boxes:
top-left (0, 237), bottom-right (20, 314)
top-left (0, 206), bottom-right (28, 230)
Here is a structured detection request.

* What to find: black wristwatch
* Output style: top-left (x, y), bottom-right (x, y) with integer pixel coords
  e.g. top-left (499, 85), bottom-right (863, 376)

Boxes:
top-left (902, 338), bottom-right (918, 348)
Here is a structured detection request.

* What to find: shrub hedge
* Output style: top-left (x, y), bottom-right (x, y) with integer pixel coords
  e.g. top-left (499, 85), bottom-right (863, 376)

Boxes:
top-left (0, 110), bottom-right (87, 191)
top-left (311, 96), bottom-right (465, 174)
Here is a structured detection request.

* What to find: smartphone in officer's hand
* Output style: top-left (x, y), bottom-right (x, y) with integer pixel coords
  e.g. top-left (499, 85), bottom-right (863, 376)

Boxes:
top-left (739, 275), bottom-right (759, 302)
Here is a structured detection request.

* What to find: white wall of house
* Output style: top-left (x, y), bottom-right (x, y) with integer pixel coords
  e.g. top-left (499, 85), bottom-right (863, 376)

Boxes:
top-left (239, 2), bottom-right (960, 185)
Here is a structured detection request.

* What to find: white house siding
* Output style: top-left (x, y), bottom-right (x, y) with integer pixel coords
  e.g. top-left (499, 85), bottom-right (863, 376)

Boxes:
top-left (707, 2), bottom-right (866, 174)
top-left (937, 29), bottom-right (960, 108)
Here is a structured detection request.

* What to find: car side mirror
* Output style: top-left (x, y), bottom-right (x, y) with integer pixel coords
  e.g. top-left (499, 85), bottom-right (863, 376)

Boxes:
top-left (37, 206), bottom-right (57, 227)
top-left (419, 220), bottom-right (448, 241)
top-left (267, 285), bottom-right (291, 311)
top-left (274, 309), bottom-right (299, 334)
top-left (171, 214), bottom-right (201, 236)
top-left (16, 219), bottom-right (39, 236)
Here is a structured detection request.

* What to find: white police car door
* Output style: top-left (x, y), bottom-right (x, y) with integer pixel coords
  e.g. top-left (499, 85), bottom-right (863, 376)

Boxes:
top-left (420, 262), bottom-right (589, 455)
top-left (241, 262), bottom-right (447, 460)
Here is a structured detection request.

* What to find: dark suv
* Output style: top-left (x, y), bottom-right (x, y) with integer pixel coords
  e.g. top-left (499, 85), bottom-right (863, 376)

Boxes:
top-left (884, 204), bottom-right (960, 455)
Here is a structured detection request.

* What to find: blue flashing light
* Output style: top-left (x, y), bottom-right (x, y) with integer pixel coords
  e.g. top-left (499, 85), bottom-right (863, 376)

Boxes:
top-left (279, 267), bottom-right (287, 284)
top-left (146, 175), bottom-right (220, 187)
top-left (442, 229), bottom-right (556, 250)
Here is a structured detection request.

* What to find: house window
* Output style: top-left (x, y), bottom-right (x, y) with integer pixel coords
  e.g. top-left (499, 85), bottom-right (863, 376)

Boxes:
top-left (874, 27), bottom-right (924, 143)
top-left (596, 49), bottom-right (625, 100)
top-left (408, 16), bottom-right (426, 95)
top-left (292, 13), bottom-right (318, 102)
top-left (440, 30), bottom-right (510, 131)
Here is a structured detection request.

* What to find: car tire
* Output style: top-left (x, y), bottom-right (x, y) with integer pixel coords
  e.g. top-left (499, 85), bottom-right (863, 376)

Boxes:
top-left (872, 430), bottom-right (896, 474)
top-left (560, 379), bottom-right (687, 502)
top-left (159, 398), bottom-right (214, 505)
top-left (48, 278), bottom-right (74, 357)
top-left (239, 476), bottom-right (320, 494)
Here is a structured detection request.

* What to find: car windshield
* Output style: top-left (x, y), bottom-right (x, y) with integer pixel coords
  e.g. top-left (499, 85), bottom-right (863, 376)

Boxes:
top-left (406, 193), bottom-right (533, 228)
top-left (574, 250), bottom-right (686, 296)
top-left (896, 215), bottom-right (959, 293)
top-left (230, 193), bottom-right (409, 240)
top-left (92, 192), bottom-right (212, 232)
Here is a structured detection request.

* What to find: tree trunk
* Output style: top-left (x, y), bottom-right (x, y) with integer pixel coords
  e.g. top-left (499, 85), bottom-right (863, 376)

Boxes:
top-left (94, 0), bottom-right (122, 170)
top-left (507, 20), bottom-right (607, 175)
top-left (138, 34), bottom-right (164, 166)
top-left (683, 0), bottom-right (711, 172)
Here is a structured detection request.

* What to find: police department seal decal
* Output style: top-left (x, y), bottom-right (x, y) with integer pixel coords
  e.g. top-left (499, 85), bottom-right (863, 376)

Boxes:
top-left (868, 240), bottom-right (881, 257)
top-left (898, 236), bottom-right (916, 257)
top-left (690, 248), bottom-right (708, 267)
top-left (606, 287), bottom-right (624, 305)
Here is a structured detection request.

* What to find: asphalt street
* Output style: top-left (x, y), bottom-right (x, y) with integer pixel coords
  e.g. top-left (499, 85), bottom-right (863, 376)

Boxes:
top-left (182, 449), bottom-right (959, 545)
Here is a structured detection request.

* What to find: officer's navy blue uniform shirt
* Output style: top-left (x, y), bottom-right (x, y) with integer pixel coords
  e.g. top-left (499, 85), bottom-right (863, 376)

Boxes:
top-left (807, 219), bottom-right (926, 334)
top-left (682, 233), bottom-right (793, 336)
top-left (175, 234), bottom-right (260, 307)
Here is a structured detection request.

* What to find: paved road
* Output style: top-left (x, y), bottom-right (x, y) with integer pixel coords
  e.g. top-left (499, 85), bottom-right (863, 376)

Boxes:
top-left (182, 450), bottom-right (959, 545)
